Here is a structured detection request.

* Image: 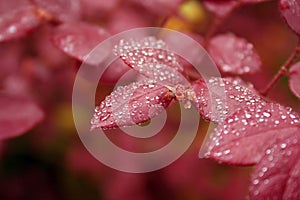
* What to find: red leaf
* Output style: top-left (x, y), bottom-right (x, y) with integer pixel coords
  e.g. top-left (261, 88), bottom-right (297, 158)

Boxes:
top-left (52, 22), bottom-right (110, 66)
top-left (0, 94), bottom-right (44, 140)
top-left (80, 0), bottom-right (119, 18)
top-left (129, 0), bottom-right (183, 16)
top-left (192, 77), bottom-right (262, 123)
top-left (279, 0), bottom-right (300, 35)
top-left (204, 102), bottom-right (300, 165)
top-left (31, 0), bottom-right (81, 22)
top-left (203, 0), bottom-right (239, 17)
top-left (208, 33), bottom-right (262, 75)
top-left (100, 59), bottom-right (135, 84)
top-left (114, 37), bottom-right (187, 85)
top-left (0, 6), bottom-right (40, 42)
top-left (289, 61), bottom-right (300, 99)
top-left (0, 42), bottom-right (23, 80)
top-left (91, 79), bottom-right (173, 130)
top-left (249, 132), bottom-right (300, 199)
top-left (107, 5), bottom-right (153, 34)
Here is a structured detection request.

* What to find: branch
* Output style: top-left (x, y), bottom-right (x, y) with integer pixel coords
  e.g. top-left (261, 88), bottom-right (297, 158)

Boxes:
top-left (261, 39), bottom-right (300, 96)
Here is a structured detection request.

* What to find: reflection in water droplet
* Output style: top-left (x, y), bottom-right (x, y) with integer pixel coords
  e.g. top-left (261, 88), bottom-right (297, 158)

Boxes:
top-left (263, 111), bottom-right (271, 118)
top-left (280, 143), bottom-right (287, 149)
top-left (253, 179), bottom-right (259, 185)
top-left (262, 167), bottom-right (268, 173)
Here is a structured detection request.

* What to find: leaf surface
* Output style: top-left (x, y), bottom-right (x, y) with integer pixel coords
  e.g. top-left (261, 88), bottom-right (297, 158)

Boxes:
top-left (249, 132), bottom-right (300, 199)
top-left (192, 77), bottom-right (262, 123)
top-left (114, 37), bottom-right (187, 85)
top-left (0, 94), bottom-right (44, 140)
top-left (204, 102), bottom-right (300, 165)
top-left (208, 33), bottom-right (262, 75)
top-left (289, 61), bottom-right (300, 99)
top-left (52, 22), bottom-right (110, 65)
top-left (91, 79), bottom-right (173, 130)
top-left (0, 6), bottom-right (40, 42)
top-left (280, 0), bottom-right (300, 35)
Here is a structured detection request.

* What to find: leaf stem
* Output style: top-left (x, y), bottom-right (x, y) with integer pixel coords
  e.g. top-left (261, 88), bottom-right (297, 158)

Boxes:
top-left (261, 39), bottom-right (300, 96)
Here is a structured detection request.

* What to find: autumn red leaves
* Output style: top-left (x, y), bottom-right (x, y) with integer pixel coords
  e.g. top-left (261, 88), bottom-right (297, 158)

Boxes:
top-left (90, 0), bottom-right (300, 195)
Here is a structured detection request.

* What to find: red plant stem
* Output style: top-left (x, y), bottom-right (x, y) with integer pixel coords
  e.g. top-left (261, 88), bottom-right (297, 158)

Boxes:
top-left (261, 39), bottom-right (300, 96)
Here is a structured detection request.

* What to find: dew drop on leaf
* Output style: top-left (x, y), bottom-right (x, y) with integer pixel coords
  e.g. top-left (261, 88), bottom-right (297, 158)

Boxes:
top-left (204, 101), bottom-right (300, 165)
top-left (249, 133), bottom-right (300, 199)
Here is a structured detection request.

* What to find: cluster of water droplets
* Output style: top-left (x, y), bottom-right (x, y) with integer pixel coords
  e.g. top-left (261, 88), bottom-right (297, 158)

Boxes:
top-left (91, 79), bottom-right (171, 130)
top-left (113, 36), bottom-right (186, 85)
top-left (250, 133), bottom-right (300, 198)
top-left (209, 34), bottom-right (261, 75)
top-left (205, 99), bottom-right (300, 162)
top-left (193, 77), bottom-right (262, 124)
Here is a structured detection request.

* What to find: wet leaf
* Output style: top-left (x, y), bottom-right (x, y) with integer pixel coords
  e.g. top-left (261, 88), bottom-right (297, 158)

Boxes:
top-left (0, 94), bottom-right (44, 140)
top-left (192, 77), bottom-right (262, 123)
top-left (279, 0), bottom-right (300, 35)
top-left (249, 132), bottom-right (300, 199)
top-left (204, 102), bottom-right (300, 165)
top-left (208, 33), bottom-right (262, 75)
top-left (289, 61), bottom-right (300, 99)
top-left (114, 37), bottom-right (187, 85)
top-left (51, 21), bottom-right (110, 66)
top-left (91, 79), bottom-right (173, 130)
top-left (0, 6), bottom-right (40, 42)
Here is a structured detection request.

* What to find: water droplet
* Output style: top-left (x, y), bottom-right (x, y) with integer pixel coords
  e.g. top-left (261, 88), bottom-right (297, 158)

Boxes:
top-left (228, 118), bottom-right (234, 123)
top-left (245, 113), bottom-right (252, 119)
top-left (280, 143), bottom-right (287, 149)
top-left (262, 167), bottom-right (268, 173)
top-left (224, 149), bottom-right (231, 155)
top-left (263, 111), bottom-right (271, 118)
top-left (290, 114), bottom-right (296, 119)
top-left (253, 179), bottom-right (259, 185)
